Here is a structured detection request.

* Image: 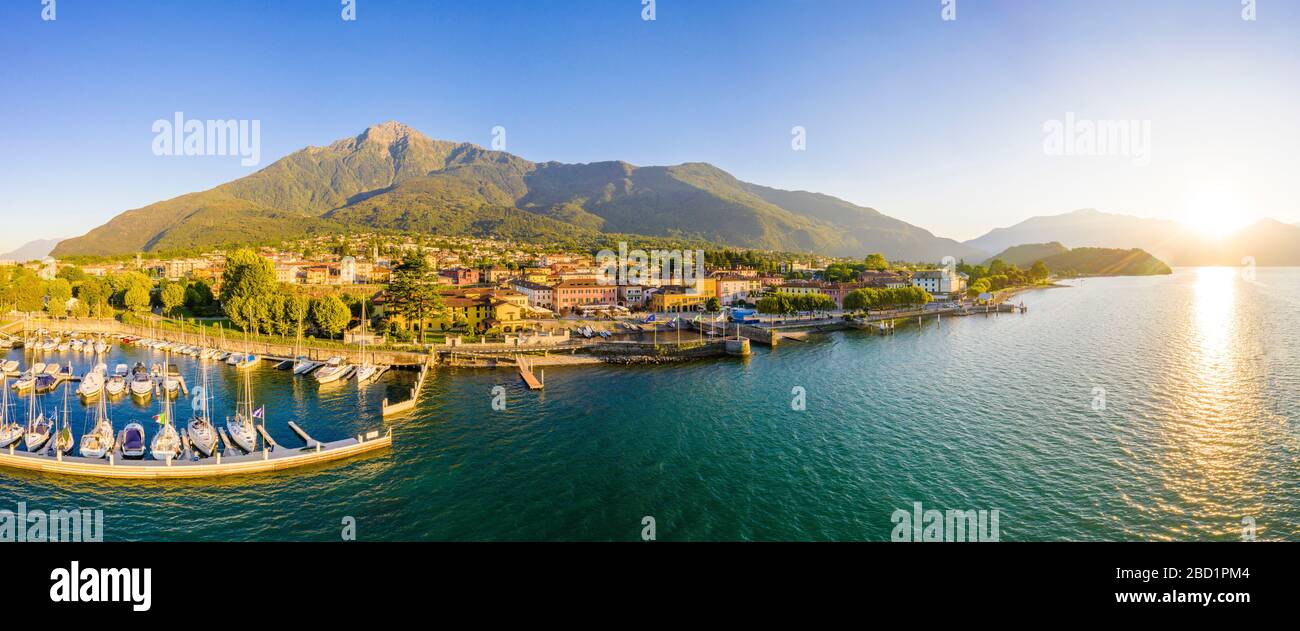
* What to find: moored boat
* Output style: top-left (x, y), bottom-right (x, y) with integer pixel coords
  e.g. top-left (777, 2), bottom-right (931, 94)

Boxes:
top-left (0, 375), bottom-right (23, 448)
top-left (187, 361), bottom-right (217, 457)
top-left (79, 393), bottom-right (114, 459)
top-left (314, 357), bottom-right (349, 383)
top-left (23, 382), bottom-right (49, 452)
top-left (119, 423), bottom-right (146, 459)
top-left (226, 366), bottom-right (260, 453)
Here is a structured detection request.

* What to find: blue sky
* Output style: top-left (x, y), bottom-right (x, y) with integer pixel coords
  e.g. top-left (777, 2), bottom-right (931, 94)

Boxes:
top-left (1, 0), bottom-right (1297, 253)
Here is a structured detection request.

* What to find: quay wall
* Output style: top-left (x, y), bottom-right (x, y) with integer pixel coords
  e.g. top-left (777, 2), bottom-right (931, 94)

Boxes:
top-left (19, 317), bottom-right (434, 367)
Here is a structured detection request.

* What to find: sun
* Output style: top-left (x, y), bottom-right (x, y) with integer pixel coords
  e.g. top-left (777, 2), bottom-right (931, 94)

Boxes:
top-left (1180, 184), bottom-right (1253, 238)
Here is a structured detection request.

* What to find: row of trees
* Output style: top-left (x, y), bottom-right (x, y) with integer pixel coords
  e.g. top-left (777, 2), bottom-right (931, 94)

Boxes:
top-left (0, 265), bottom-right (164, 317)
top-left (219, 250), bottom-right (356, 339)
top-left (755, 292), bottom-right (838, 314)
top-left (842, 286), bottom-right (933, 311)
top-left (958, 259), bottom-right (1050, 298)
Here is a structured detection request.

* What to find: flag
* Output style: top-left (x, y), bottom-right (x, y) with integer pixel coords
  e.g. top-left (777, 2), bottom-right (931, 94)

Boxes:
top-left (714, 312), bottom-right (727, 322)
top-left (691, 315), bottom-right (702, 323)
top-left (252, 406), bottom-right (265, 420)
top-left (153, 411), bottom-right (166, 425)
top-left (644, 314), bottom-right (656, 323)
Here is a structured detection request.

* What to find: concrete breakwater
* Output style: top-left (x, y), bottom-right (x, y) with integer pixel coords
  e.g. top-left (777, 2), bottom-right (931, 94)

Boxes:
top-left (20, 318), bottom-right (435, 366)
top-left (590, 340), bottom-right (735, 364)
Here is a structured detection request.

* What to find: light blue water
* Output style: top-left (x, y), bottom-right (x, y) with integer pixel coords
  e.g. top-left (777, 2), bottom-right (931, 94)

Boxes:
top-left (2, 268), bottom-right (1297, 540)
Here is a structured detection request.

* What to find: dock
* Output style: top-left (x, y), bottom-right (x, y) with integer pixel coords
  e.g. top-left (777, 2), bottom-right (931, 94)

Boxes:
top-left (516, 355), bottom-right (544, 390)
top-left (287, 421), bottom-right (320, 448)
top-left (381, 356), bottom-right (433, 417)
top-left (0, 427), bottom-right (392, 479)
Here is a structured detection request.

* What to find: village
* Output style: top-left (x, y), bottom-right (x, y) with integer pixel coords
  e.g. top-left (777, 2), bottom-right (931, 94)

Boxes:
top-left (1, 233), bottom-right (983, 347)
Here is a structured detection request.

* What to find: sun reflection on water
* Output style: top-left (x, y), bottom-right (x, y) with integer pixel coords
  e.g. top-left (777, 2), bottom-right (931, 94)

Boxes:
top-left (1147, 267), bottom-right (1270, 538)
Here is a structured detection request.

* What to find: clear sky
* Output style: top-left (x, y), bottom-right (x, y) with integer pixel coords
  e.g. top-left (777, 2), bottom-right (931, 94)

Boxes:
top-left (1, 0), bottom-right (1297, 253)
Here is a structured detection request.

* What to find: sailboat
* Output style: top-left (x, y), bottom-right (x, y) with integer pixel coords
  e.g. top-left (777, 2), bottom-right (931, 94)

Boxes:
top-left (53, 379), bottom-right (74, 455)
top-left (79, 389), bottom-right (115, 459)
top-left (226, 364), bottom-right (259, 452)
top-left (23, 374), bottom-right (50, 452)
top-left (0, 374), bottom-right (23, 448)
top-left (354, 301), bottom-right (379, 384)
top-left (186, 358), bottom-right (217, 457)
top-left (149, 358), bottom-right (182, 460)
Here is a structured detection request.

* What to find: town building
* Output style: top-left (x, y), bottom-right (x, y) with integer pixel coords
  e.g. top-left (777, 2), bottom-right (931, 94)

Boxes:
top-left (552, 279), bottom-right (618, 313)
top-left (911, 269), bottom-right (966, 297)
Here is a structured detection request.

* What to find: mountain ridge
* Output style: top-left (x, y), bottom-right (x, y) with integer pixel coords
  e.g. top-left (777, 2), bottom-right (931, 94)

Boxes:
top-left (53, 122), bottom-right (983, 262)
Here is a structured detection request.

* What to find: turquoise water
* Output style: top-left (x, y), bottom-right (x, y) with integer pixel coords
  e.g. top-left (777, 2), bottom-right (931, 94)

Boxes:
top-left (2, 268), bottom-right (1298, 540)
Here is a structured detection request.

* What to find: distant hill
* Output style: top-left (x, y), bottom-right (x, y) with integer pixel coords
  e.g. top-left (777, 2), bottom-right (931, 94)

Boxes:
top-left (1037, 247), bottom-right (1171, 277)
top-left (54, 122), bottom-right (981, 262)
top-left (984, 242), bottom-right (1069, 267)
top-left (964, 209), bottom-right (1187, 258)
top-left (2, 238), bottom-right (63, 262)
top-left (965, 209), bottom-right (1300, 266)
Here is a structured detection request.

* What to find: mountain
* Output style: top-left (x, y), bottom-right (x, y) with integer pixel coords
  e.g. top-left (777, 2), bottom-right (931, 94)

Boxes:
top-left (984, 242), bottom-right (1069, 267)
top-left (964, 209), bottom-right (1188, 257)
top-left (53, 122), bottom-right (982, 262)
top-left (2, 238), bottom-right (64, 262)
top-left (965, 209), bottom-right (1300, 266)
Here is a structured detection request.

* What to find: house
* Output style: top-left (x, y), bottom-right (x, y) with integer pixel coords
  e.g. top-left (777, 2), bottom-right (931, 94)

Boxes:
top-left (858, 270), bottom-right (910, 289)
top-left (509, 279), bottom-right (555, 310)
top-left (911, 270), bottom-right (966, 297)
top-left (715, 276), bottom-right (763, 306)
top-left (553, 279), bottom-right (617, 313)
top-left (438, 267), bottom-right (480, 287)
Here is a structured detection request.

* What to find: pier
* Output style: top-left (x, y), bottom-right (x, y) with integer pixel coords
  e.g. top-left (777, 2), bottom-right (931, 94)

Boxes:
top-left (516, 355), bottom-right (544, 390)
top-left (381, 356), bottom-right (433, 417)
top-left (0, 428), bottom-right (392, 479)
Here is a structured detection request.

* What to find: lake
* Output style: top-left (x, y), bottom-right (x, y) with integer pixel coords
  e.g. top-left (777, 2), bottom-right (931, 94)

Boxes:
top-left (2, 267), bottom-right (1297, 540)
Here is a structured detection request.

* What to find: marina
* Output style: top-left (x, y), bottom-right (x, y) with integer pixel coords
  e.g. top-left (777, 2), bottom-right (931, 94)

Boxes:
top-left (0, 331), bottom-right (396, 480)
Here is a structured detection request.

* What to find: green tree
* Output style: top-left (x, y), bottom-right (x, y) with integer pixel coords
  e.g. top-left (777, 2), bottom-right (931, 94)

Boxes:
top-left (220, 249), bottom-right (278, 306)
top-left (161, 282), bottom-right (186, 316)
top-left (864, 253), bottom-right (889, 271)
top-left (123, 284), bottom-right (150, 312)
top-left (312, 295), bottom-right (351, 340)
top-left (387, 251), bottom-right (445, 332)
top-left (14, 274), bottom-right (46, 313)
top-left (705, 297), bottom-right (721, 312)
top-left (285, 294), bottom-right (310, 333)
top-left (184, 280), bottom-right (215, 310)
top-left (46, 278), bottom-right (73, 317)
top-left (1028, 260), bottom-right (1050, 283)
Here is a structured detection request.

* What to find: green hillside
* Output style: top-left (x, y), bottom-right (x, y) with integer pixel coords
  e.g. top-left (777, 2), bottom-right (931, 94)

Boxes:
top-left (53, 122), bottom-right (982, 262)
top-left (1039, 247), bottom-right (1171, 277)
top-left (985, 242), bottom-right (1069, 267)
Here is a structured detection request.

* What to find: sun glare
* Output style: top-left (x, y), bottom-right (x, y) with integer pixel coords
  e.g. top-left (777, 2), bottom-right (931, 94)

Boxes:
top-left (1180, 185), bottom-right (1253, 238)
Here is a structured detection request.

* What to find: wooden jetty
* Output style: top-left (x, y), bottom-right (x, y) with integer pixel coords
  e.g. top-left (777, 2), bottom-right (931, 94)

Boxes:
top-left (0, 427), bottom-right (392, 479)
top-left (516, 354), bottom-right (544, 390)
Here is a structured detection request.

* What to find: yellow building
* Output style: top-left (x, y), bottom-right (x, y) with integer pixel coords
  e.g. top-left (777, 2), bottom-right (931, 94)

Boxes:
top-left (400, 288), bottom-right (529, 334)
top-left (649, 278), bottom-right (718, 313)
